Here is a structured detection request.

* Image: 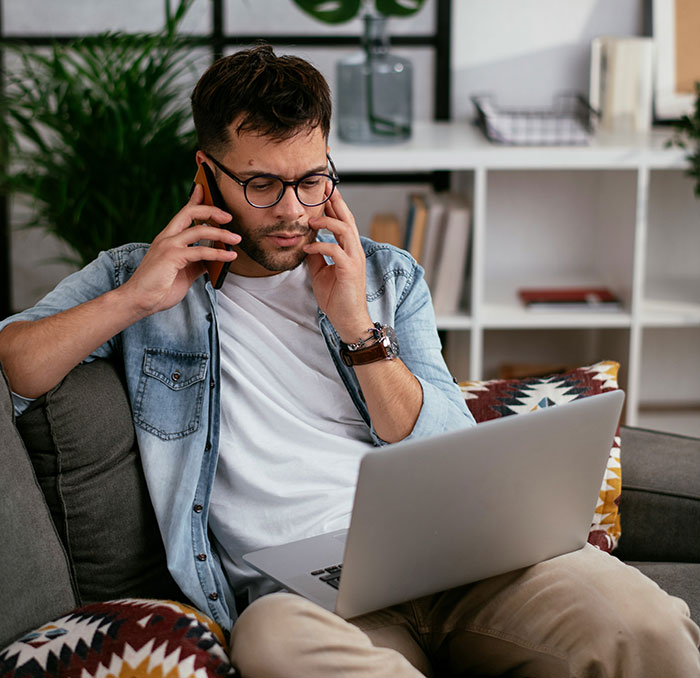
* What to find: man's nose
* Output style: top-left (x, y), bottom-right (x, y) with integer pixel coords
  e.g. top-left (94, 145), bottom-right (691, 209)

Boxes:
top-left (271, 184), bottom-right (306, 220)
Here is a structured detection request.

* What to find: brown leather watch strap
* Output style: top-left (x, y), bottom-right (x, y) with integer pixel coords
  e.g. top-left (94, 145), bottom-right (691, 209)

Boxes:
top-left (340, 341), bottom-right (390, 367)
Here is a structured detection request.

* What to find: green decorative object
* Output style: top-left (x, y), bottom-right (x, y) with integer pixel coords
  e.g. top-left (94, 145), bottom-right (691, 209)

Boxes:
top-left (0, 0), bottom-right (199, 268)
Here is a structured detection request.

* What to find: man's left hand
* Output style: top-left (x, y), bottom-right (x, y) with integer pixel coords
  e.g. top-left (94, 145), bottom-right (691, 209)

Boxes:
top-left (303, 189), bottom-right (373, 342)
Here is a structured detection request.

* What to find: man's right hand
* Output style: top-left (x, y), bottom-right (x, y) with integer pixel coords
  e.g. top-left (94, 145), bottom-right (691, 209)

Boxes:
top-left (0, 184), bottom-right (239, 399)
top-left (118, 183), bottom-right (239, 319)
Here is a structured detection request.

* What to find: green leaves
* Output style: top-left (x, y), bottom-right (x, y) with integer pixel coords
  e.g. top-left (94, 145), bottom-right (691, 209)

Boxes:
top-left (291, 0), bottom-right (426, 23)
top-left (1, 0), bottom-right (199, 267)
top-left (375, 0), bottom-right (426, 17)
top-left (670, 82), bottom-right (700, 199)
top-left (293, 0), bottom-right (363, 23)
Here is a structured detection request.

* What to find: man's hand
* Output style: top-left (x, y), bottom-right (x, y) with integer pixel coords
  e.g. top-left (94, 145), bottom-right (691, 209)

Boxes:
top-left (119, 183), bottom-right (240, 319)
top-left (303, 189), bottom-right (373, 342)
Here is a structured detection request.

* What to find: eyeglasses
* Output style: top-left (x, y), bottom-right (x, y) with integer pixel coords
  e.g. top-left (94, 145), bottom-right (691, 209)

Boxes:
top-left (204, 152), bottom-right (340, 209)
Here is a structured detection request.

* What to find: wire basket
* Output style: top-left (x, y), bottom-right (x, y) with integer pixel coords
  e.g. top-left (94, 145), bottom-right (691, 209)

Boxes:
top-left (471, 94), bottom-right (598, 146)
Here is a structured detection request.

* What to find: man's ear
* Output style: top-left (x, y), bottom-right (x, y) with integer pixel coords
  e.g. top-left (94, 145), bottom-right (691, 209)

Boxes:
top-left (195, 150), bottom-right (208, 167)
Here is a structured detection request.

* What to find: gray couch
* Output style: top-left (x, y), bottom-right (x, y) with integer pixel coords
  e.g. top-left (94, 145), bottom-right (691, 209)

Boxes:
top-left (2, 358), bottom-right (700, 652)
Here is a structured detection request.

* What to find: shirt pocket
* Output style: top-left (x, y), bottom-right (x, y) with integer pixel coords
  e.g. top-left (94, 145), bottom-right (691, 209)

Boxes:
top-left (134, 348), bottom-right (210, 440)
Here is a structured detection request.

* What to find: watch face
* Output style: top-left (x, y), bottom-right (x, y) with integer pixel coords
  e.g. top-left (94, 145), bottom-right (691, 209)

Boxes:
top-left (382, 325), bottom-right (400, 358)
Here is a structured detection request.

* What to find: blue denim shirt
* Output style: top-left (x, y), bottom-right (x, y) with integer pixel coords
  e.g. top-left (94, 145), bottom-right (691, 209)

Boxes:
top-left (1, 235), bottom-right (475, 630)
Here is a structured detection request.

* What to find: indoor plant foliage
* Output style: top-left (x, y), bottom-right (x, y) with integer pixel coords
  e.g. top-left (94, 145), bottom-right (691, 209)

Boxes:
top-left (0, 0), bottom-right (199, 267)
top-left (671, 82), bottom-right (700, 199)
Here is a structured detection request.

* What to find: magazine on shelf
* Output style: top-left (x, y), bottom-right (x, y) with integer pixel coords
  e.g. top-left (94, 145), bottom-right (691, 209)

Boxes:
top-left (518, 286), bottom-right (622, 312)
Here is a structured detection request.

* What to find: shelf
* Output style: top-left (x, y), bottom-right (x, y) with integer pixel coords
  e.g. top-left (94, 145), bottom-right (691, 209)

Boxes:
top-left (479, 278), bottom-right (631, 329)
top-left (641, 279), bottom-right (700, 327)
top-left (331, 120), bottom-right (697, 435)
top-left (330, 123), bottom-right (688, 172)
top-left (435, 313), bottom-right (472, 330)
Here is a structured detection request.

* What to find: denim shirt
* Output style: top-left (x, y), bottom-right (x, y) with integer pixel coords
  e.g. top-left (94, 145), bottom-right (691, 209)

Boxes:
top-left (1, 235), bottom-right (475, 631)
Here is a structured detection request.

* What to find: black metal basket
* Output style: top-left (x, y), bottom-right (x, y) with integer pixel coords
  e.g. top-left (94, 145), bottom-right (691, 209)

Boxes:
top-left (471, 94), bottom-right (598, 146)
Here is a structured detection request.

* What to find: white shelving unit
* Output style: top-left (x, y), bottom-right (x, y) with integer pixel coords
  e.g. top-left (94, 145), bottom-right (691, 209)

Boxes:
top-left (331, 121), bottom-right (700, 432)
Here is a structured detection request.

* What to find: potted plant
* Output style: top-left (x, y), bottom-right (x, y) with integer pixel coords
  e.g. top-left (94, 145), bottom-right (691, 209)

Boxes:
top-left (0, 0), bottom-right (200, 268)
top-left (291, 0), bottom-right (426, 143)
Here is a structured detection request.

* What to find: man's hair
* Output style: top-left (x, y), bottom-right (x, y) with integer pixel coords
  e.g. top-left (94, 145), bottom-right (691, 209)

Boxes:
top-left (191, 44), bottom-right (332, 155)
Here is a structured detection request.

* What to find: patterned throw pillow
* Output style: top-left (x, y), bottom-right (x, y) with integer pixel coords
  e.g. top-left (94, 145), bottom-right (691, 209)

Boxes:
top-left (0, 599), bottom-right (235, 678)
top-left (460, 360), bottom-right (622, 553)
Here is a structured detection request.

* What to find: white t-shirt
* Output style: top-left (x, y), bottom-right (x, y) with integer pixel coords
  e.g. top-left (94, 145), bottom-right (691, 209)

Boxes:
top-left (208, 263), bottom-right (374, 604)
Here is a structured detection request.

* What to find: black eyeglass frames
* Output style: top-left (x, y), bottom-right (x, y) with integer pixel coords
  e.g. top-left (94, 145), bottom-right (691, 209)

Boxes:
top-left (204, 153), bottom-right (340, 209)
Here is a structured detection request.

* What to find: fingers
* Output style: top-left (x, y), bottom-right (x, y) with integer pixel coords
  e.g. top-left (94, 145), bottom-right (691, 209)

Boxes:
top-left (303, 240), bottom-right (351, 268)
top-left (159, 187), bottom-right (233, 239)
top-left (182, 223), bottom-right (241, 247)
top-left (308, 189), bottom-right (361, 253)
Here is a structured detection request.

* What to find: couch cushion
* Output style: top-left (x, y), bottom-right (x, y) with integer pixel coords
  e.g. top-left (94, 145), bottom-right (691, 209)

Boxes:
top-left (0, 364), bottom-right (77, 649)
top-left (0, 599), bottom-right (235, 677)
top-left (615, 426), bottom-right (700, 563)
top-left (460, 361), bottom-right (622, 552)
top-left (626, 561), bottom-right (700, 625)
top-left (15, 359), bottom-right (183, 605)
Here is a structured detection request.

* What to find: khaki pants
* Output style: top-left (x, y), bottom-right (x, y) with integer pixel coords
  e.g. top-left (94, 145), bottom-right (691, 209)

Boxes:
top-left (229, 545), bottom-right (700, 677)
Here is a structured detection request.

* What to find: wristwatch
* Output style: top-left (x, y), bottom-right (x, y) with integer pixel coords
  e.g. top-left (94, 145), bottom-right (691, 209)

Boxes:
top-left (340, 323), bottom-right (400, 367)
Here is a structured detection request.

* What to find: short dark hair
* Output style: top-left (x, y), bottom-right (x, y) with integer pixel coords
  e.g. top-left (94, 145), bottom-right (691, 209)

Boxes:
top-left (191, 44), bottom-right (331, 155)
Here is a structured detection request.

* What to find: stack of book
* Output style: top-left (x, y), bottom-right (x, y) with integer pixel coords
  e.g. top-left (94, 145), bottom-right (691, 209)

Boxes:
top-left (369, 192), bottom-right (472, 315)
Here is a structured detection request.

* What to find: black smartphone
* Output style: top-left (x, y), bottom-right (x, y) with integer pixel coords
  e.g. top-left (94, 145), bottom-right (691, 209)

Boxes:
top-left (192, 162), bottom-right (233, 289)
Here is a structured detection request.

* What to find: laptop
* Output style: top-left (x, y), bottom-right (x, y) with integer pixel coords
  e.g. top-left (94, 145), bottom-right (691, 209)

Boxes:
top-left (243, 389), bottom-right (625, 619)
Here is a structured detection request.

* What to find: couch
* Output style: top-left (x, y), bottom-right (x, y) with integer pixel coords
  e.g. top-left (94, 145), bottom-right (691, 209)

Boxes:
top-left (2, 358), bottom-right (700, 674)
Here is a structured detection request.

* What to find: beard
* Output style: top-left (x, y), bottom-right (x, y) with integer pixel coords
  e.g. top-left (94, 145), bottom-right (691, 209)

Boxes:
top-left (228, 218), bottom-right (316, 273)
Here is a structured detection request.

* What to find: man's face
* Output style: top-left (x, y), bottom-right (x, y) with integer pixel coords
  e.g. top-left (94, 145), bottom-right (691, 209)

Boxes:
top-left (198, 124), bottom-right (330, 277)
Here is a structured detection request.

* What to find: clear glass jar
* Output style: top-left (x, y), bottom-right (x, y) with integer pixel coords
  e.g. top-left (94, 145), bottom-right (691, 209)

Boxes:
top-left (336, 13), bottom-right (413, 144)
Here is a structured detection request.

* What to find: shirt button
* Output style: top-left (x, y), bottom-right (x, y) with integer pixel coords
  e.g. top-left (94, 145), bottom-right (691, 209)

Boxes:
top-left (209, 592), bottom-right (219, 601)
top-left (206, 313), bottom-right (213, 322)
top-left (197, 553), bottom-right (207, 561)
top-left (210, 379), bottom-right (215, 389)
top-left (172, 371), bottom-right (181, 382)
top-left (205, 442), bottom-right (212, 451)
top-left (193, 504), bottom-right (203, 513)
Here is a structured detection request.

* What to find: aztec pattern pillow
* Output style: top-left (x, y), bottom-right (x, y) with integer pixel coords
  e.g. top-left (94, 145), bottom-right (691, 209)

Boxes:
top-left (0, 599), bottom-right (235, 678)
top-left (459, 360), bottom-right (622, 553)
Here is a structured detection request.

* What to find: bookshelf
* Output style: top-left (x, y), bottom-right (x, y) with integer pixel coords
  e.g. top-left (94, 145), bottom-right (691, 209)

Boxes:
top-left (331, 122), bottom-right (700, 434)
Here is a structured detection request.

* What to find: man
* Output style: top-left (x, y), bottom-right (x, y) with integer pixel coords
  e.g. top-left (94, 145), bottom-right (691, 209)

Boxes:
top-left (0, 46), bottom-right (698, 677)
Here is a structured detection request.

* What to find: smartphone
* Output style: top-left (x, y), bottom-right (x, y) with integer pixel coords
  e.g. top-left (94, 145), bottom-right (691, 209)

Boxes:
top-left (192, 162), bottom-right (233, 289)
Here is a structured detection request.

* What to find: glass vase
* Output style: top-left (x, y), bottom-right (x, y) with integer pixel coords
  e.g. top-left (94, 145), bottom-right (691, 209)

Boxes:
top-left (336, 13), bottom-right (413, 144)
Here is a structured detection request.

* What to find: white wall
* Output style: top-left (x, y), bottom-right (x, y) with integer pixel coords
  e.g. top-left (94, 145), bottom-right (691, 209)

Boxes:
top-left (451, 0), bottom-right (644, 119)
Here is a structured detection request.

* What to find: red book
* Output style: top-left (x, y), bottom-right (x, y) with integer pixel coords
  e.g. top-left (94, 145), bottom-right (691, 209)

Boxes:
top-left (519, 287), bottom-right (622, 311)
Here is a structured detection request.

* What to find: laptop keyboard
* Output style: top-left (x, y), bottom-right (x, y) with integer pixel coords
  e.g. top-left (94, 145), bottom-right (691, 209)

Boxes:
top-left (310, 564), bottom-right (343, 589)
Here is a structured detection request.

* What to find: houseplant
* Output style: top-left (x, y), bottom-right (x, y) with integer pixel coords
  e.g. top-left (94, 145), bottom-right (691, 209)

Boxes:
top-left (0, 0), bottom-right (200, 268)
top-left (669, 82), bottom-right (700, 198)
top-left (292, 0), bottom-right (426, 143)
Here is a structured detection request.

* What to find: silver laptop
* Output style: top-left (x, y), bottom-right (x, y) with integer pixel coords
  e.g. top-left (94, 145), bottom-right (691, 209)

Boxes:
top-left (244, 389), bottom-right (624, 619)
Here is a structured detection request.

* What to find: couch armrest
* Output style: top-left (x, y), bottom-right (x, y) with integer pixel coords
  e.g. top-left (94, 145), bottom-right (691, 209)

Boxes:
top-left (615, 426), bottom-right (700, 563)
top-left (0, 363), bottom-right (77, 649)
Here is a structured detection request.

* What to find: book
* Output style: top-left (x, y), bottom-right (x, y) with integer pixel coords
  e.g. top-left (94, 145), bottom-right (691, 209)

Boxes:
top-left (430, 195), bottom-right (472, 315)
top-left (518, 287), bottom-right (622, 312)
top-left (403, 193), bottom-right (428, 263)
top-left (369, 212), bottom-right (402, 248)
top-left (589, 36), bottom-right (653, 133)
top-left (419, 193), bottom-right (448, 288)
